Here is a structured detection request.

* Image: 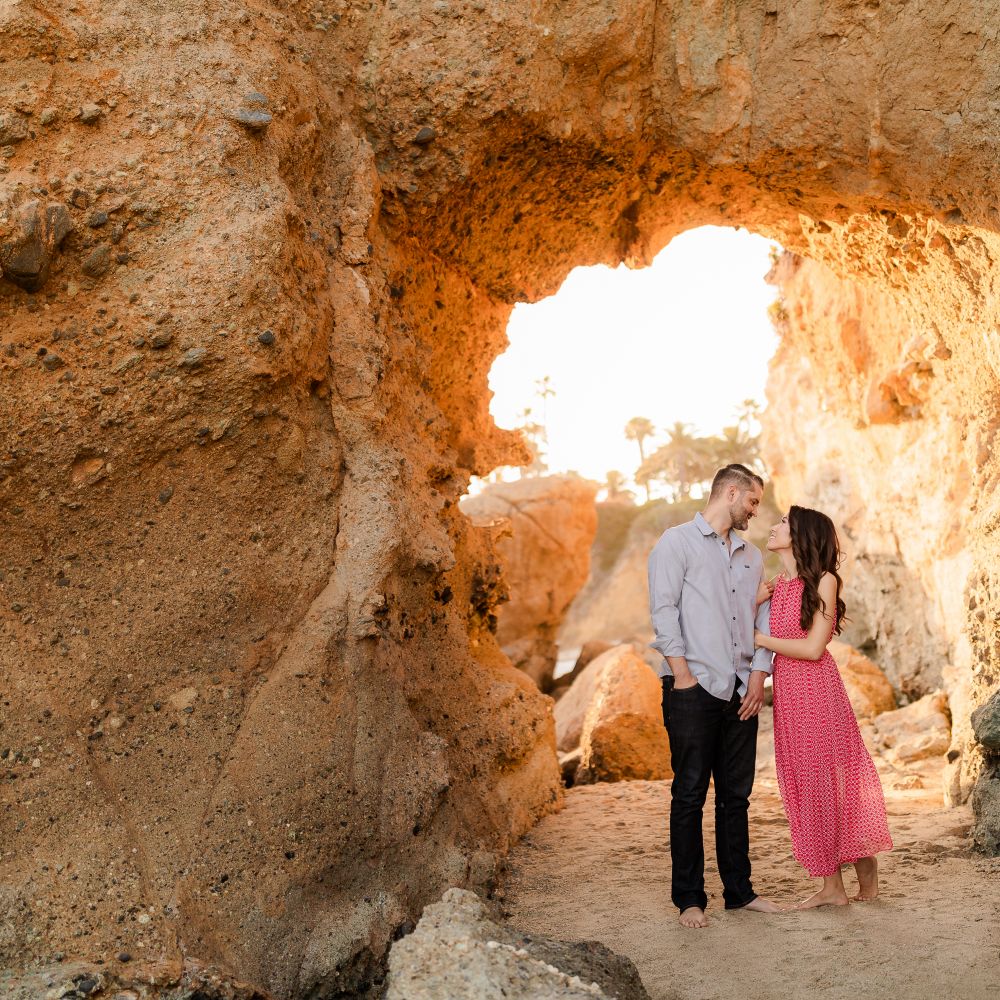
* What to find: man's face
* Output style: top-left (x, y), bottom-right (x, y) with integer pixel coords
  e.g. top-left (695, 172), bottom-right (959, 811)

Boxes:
top-left (728, 483), bottom-right (762, 531)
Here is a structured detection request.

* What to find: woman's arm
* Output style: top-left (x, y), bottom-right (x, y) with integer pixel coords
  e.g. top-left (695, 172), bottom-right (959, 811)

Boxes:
top-left (754, 573), bottom-right (838, 661)
top-left (755, 573), bottom-right (776, 609)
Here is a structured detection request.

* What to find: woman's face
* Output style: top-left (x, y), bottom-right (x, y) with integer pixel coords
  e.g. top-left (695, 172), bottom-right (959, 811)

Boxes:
top-left (767, 514), bottom-right (792, 552)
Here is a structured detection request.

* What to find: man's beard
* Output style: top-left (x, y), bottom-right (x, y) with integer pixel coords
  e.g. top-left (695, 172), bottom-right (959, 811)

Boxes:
top-left (730, 504), bottom-right (750, 531)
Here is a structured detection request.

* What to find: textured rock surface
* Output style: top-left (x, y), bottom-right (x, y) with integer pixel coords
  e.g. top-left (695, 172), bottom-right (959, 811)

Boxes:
top-left (4, 0), bottom-right (1000, 994)
top-left (828, 639), bottom-right (897, 720)
top-left (554, 645), bottom-right (670, 785)
top-left (759, 251), bottom-right (997, 812)
top-left (873, 692), bottom-right (952, 765)
top-left (385, 888), bottom-right (649, 1000)
top-left (576, 650), bottom-right (671, 785)
top-left (463, 476), bottom-right (598, 691)
top-left (555, 648), bottom-right (627, 755)
top-left (0, 959), bottom-right (273, 1000)
top-left (972, 690), bottom-right (1000, 753)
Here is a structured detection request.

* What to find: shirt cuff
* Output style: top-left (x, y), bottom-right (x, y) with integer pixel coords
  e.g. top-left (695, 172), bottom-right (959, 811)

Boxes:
top-left (751, 646), bottom-right (774, 675)
top-left (650, 639), bottom-right (686, 658)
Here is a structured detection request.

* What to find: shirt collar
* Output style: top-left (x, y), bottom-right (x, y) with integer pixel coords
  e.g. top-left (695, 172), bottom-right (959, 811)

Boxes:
top-left (694, 512), bottom-right (746, 550)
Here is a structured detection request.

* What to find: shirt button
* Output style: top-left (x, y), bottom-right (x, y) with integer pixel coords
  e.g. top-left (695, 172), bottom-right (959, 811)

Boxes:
top-left (733, 616), bottom-right (736, 621)
top-left (732, 589), bottom-right (736, 593)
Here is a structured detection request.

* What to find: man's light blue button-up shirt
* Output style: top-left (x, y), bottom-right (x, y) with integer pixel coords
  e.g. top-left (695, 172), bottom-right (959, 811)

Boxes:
top-left (648, 512), bottom-right (773, 701)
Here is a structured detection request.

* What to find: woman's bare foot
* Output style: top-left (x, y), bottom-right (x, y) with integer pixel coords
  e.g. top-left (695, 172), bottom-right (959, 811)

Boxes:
top-left (852, 856), bottom-right (879, 901)
top-left (679, 906), bottom-right (709, 928)
top-left (743, 896), bottom-right (786, 914)
top-left (796, 872), bottom-right (850, 909)
top-left (796, 887), bottom-right (850, 909)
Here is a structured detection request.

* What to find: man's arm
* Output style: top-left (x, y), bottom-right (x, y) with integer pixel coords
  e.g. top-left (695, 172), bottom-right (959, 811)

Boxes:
top-left (739, 597), bottom-right (773, 721)
top-left (648, 533), bottom-right (697, 688)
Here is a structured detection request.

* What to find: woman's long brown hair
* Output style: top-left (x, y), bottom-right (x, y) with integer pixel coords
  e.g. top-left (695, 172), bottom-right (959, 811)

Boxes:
top-left (788, 505), bottom-right (847, 634)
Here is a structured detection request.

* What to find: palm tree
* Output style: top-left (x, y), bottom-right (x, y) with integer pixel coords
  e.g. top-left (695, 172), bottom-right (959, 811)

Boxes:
top-left (603, 470), bottom-right (634, 503)
top-left (625, 416), bottom-right (656, 502)
top-left (638, 422), bottom-right (716, 500)
top-left (624, 416), bottom-right (655, 464)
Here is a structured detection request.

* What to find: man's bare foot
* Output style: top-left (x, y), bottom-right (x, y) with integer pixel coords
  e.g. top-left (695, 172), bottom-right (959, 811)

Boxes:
top-left (743, 896), bottom-right (785, 914)
top-left (795, 887), bottom-right (850, 910)
top-left (852, 856), bottom-right (879, 901)
top-left (679, 906), bottom-right (709, 928)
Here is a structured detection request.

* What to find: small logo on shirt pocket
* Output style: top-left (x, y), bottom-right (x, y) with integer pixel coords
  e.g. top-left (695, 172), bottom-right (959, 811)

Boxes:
top-left (744, 564), bottom-right (750, 569)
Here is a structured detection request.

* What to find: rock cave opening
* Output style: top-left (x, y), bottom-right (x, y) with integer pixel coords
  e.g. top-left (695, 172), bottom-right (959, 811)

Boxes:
top-left (4, 2), bottom-right (1000, 997)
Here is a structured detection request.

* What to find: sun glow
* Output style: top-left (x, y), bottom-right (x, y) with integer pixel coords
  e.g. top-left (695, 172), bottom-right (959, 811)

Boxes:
top-left (485, 226), bottom-right (781, 495)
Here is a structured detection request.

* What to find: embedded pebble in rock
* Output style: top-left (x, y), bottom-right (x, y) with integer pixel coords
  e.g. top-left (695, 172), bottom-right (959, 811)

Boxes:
top-left (81, 244), bottom-right (112, 277)
top-left (412, 126), bottom-right (437, 145)
top-left (0, 112), bottom-right (29, 145)
top-left (257, 329), bottom-right (275, 346)
top-left (41, 354), bottom-right (65, 371)
top-left (79, 104), bottom-right (103, 125)
top-left (87, 211), bottom-right (109, 228)
top-left (39, 107), bottom-right (58, 125)
top-left (0, 200), bottom-right (73, 290)
top-left (226, 108), bottom-right (272, 131)
top-left (177, 347), bottom-right (207, 369)
top-left (150, 331), bottom-right (174, 349)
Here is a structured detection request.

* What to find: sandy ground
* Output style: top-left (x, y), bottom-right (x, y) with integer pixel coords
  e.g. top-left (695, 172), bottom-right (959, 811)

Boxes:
top-left (500, 709), bottom-right (1000, 1000)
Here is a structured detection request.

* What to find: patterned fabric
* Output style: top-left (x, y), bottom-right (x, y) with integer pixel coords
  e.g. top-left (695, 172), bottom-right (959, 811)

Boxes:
top-left (770, 576), bottom-right (893, 877)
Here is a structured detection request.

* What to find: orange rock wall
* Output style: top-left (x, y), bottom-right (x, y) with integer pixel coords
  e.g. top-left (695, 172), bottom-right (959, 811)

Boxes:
top-left (3, 0), bottom-right (1000, 993)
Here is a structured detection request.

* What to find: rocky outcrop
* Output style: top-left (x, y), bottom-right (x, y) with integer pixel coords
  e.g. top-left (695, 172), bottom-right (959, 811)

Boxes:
top-left (5, 1), bottom-right (1000, 994)
top-left (554, 645), bottom-right (670, 784)
top-left (760, 251), bottom-right (997, 816)
top-left (463, 476), bottom-right (598, 690)
top-left (385, 888), bottom-right (649, 1000)
top-left (873, 692), bottom-right (952, 765)
top-left (576, 656), bottom-right (671, 785)
top-left (829, 640), bottom-right (897, 719)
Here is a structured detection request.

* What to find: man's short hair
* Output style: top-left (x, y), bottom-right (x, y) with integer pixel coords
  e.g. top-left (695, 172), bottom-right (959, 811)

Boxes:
top-left (709, 463), bottom-right (764, 499)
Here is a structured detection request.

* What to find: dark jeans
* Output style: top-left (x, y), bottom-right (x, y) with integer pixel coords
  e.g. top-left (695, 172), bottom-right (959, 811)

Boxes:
top-left (662, 677), bottom-right (758, 912)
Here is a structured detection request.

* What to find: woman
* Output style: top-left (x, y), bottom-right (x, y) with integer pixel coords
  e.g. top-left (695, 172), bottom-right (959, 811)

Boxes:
top-left (754, 506), bottom-right (892, 909)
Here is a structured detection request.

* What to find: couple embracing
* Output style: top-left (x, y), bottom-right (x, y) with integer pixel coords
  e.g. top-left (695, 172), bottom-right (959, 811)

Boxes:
top-left (648, 463), bottom-right (893, 927)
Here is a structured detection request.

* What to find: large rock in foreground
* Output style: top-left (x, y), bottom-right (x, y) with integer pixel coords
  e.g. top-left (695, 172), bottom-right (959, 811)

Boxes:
top-left (829, 640), bottom-right (897, 719)
top-left (463, 476), bottom-right (598, 691)
top-left (386, 888), bottom-right (649, 1000)
top-left (555, 646), bottom-right (670, 784)
top-left (873, 692), bottom-right (952, 763)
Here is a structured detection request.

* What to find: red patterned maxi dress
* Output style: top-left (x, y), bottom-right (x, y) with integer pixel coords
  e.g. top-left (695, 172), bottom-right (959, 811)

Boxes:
top-left (770, 576), bottom-right (893, 877)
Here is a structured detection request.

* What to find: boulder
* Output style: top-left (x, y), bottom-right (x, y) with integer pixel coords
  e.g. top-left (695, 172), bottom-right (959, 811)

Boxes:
top-left (553, 645), bottom-right (670, 784)
top-left (971, 766), bottom-right (1000, 855)
top-left (828, 639), bottom-right (897, 718)
top-left (971, 688), bottom-right (1000, 752)
top-left (872, 691), bottom-right (952, 763)
top-left (554, 646), bottom-right (622, 754)
top-left (0, 198), bottom-right (73, 291)
top-left (576, 650), bottom-right (671, 784)
top-left (463, 476), bottom-right (598, 691)
top-left (386, 888), bottom-right (649, 1000)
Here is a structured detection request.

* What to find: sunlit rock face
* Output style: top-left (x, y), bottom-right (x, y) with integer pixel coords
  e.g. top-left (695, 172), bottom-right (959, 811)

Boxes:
top-left (760, 252), bottom-right (995, 815)
top-left (3, 0), bottom-right (1000, 994)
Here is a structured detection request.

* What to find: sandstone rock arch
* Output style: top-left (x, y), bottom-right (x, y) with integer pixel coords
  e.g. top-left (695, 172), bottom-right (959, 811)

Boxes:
top-left (2, 2), bottom-right (998, 996)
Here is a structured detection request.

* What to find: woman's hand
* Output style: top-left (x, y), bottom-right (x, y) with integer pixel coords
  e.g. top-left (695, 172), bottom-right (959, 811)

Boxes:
top-left (754, 631), bottom-right (771, 650)
top-left (756, 575), bottom-right (776, 607)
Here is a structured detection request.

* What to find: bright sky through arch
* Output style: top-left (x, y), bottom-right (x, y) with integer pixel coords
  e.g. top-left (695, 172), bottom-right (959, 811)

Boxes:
top-left (488, 226), bottom-right (781, 489)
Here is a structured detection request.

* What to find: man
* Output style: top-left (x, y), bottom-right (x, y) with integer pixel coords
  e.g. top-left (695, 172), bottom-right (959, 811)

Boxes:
top-left (647, 463), bottom-right (780, 928)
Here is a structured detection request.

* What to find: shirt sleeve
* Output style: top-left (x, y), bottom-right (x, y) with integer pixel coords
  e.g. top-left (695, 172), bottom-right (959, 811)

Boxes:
top-left (751, 597), bottom-right (774, 675)
top-left (648, 531), bottom-right (687, 658)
